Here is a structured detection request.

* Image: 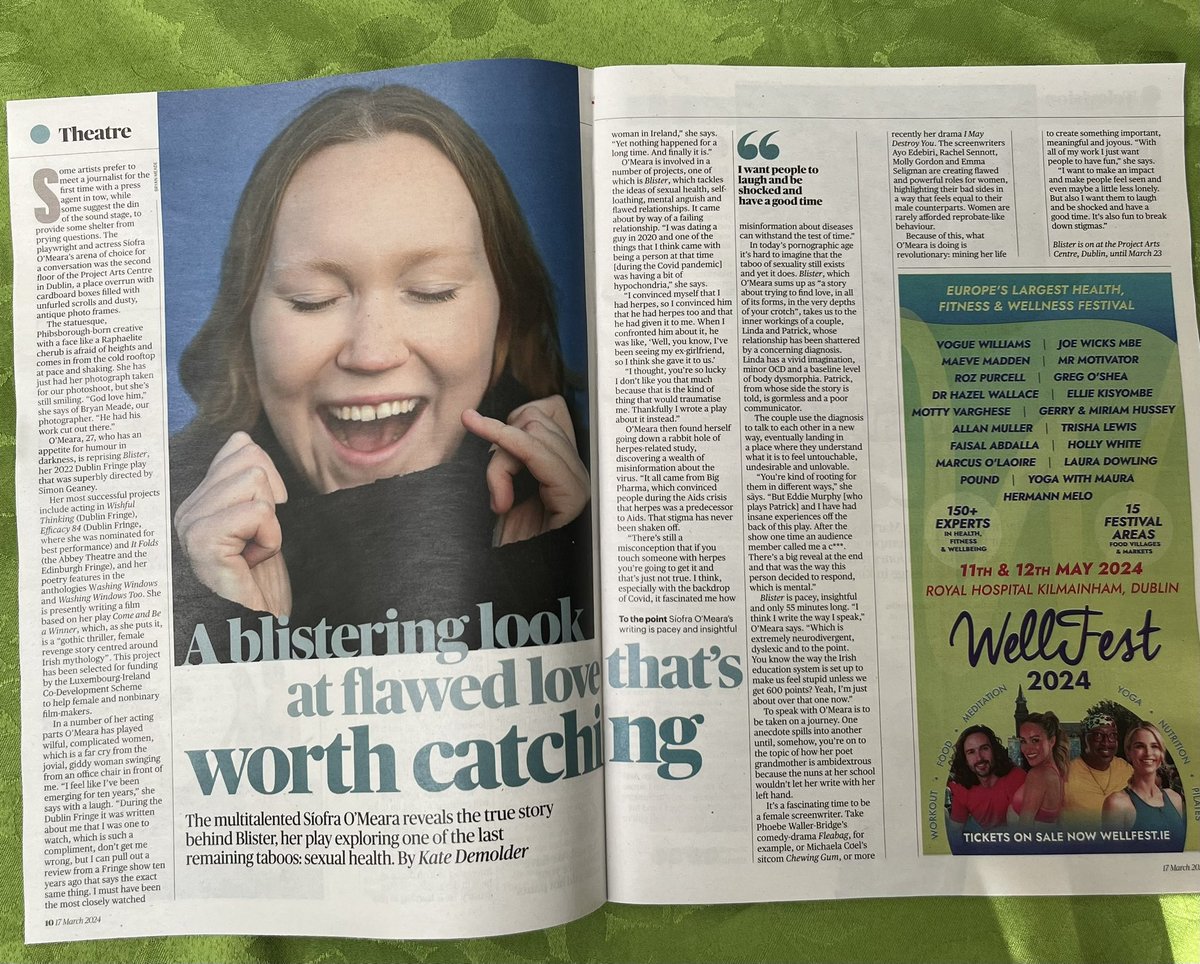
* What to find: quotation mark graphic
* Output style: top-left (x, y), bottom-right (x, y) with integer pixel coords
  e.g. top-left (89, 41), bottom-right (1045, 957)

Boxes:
top-left (737, 130), bottom-right (780, 160)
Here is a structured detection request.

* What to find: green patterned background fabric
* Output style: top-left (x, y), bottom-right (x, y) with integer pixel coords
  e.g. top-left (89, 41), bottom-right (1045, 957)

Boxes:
top-left (1, 1), bottom-right (1197, 961)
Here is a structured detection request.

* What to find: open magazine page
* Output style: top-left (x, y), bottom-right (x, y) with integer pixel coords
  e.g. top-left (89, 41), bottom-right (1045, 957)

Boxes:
top-left (8, 59), bottom-right (604, 942)
top-left (593, 64), bottom-right (1200, 901)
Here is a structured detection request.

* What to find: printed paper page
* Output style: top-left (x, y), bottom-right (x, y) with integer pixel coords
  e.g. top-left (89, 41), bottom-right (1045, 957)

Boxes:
top-left (593, 63), bottom-right (1200, 902)
top-left (9, 59), bottom-right (605, 942)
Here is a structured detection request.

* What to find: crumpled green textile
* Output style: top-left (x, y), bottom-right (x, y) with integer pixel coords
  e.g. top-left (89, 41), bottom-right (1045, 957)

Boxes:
top-left (1, 1), bottom-right (1197, 961)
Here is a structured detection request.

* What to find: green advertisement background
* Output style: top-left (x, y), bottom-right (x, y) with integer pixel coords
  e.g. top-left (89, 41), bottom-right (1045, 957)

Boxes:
top-left (901, 273), bottom-right (1199, 856)
top-left (2, 1), bottom-right (1199, 961)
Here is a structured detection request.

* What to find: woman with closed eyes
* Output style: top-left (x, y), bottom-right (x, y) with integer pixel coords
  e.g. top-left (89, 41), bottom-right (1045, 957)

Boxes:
top-left (170, 86), bottom-right (590, 659)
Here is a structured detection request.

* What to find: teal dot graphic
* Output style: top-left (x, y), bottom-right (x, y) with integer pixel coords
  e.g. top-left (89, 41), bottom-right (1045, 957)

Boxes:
top-left (30, 124), bottom-right (50, 144)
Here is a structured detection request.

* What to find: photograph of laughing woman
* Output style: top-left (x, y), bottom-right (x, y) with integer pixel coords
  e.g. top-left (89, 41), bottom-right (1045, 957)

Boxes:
top-left (168, 82), bottom-right (592, 665)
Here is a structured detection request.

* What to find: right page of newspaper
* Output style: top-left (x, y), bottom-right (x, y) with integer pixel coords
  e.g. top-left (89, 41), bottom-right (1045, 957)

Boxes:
top-left (593, 63), bottom-right (1200, 901)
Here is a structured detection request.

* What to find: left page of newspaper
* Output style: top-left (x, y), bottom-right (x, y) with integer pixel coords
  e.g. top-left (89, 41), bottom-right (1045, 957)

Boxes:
top-left (8, 58), bottom-right (604, 943)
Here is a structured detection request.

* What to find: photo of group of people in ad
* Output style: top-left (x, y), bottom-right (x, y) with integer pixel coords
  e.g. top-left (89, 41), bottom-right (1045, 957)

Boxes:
top-left (946, 698), bottom-right (1186, 854)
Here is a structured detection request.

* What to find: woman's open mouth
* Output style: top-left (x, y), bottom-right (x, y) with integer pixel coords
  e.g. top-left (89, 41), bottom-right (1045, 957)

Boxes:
top-left (321, 398), bottom-right (424, 453)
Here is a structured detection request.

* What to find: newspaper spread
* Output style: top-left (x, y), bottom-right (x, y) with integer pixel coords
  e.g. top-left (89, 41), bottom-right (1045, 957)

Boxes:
top-left (7, 60), bottom-right (1198, 943)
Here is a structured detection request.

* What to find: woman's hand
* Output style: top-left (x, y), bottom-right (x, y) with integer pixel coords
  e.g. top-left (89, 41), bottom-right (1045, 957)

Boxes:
top-left (462, 395), bottom-right (590, 546)
top-left (173, 432), bottom-right (292, 616)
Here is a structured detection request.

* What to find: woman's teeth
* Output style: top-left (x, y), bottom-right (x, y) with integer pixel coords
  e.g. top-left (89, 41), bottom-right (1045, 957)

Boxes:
top-left (332, 399), bottom-right (418, 422)
top-left (323, 399), bottom-right (421, 453)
